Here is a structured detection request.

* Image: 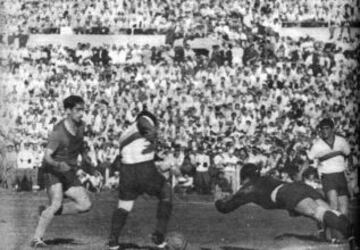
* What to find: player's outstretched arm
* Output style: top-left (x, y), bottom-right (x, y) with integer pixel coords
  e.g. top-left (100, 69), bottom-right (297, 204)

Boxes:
top-left (215, 184), bottom-right (254, 214)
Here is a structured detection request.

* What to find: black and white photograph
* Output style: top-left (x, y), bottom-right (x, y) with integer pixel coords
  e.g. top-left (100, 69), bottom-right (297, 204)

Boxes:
top-left (0, 0), bottom-right (359, 249)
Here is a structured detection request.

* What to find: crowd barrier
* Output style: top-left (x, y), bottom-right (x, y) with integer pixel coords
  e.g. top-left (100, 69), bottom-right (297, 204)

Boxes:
top-left (24, 21), bottom-right (360, 35)
top-left (26, 34), bottom-right (166, 47)
top-left (5, 27), bottom-right (357, 51)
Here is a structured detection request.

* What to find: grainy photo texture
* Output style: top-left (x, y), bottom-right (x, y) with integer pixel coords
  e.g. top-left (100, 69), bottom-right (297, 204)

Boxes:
top-left (0, 0), bottom-right (359, 250)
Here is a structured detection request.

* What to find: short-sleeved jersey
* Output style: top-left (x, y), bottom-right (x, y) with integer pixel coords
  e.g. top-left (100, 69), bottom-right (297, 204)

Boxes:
top-left (44, 120), bottom-right (85, 169)
top-left (119, 116), bottom-right (156, 164)
top-left (307, 135), bottom-right (350, 174)
top-left (231, 176), bottom-right (285, 209)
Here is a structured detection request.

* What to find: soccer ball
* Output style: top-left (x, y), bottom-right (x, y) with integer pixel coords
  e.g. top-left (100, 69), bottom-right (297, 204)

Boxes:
top-left (166, 232), bottom-right (188, 250)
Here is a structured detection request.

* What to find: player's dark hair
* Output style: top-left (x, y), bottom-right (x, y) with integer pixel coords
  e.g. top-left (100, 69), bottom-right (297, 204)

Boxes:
top-left (240, 163), bottom-right (261, 181)
top-left (302, 166), bottom-right (318, 180)
top-left (318, 118), bottom-right (334, 129)
top-left (136, 110), bottom-right (157, 126)
top-left (63, 95), bottom-right (85, 110)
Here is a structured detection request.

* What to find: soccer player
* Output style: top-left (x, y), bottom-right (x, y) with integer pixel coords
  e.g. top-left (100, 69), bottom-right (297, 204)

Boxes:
top-left (215, 163), bottom-right (356, 250)
top-left (307, 118), bottom-right (350, 216)
top-left (107, 110), bottom-right (172, 250)
top-left (31, 95), bottom-right (92, 247)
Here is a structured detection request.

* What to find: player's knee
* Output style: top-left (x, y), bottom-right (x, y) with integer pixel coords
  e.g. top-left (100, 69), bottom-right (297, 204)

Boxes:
top-left (314, 206), bottom-right (327, 222)
top-left (78, 199), bottom-right (92, 213)
top-left (48, 201), bottom-right (62, 215)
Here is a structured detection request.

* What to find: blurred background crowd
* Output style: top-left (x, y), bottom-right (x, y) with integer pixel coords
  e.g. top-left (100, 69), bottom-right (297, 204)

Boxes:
top-left (2, 0), bottom-right (360, 35)
top-left (0, 0), bottom-right (359, 198)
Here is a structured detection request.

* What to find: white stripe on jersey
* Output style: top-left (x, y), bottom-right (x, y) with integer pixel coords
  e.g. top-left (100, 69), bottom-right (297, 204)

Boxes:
top-left (119, 122), bottom-right (155, 164)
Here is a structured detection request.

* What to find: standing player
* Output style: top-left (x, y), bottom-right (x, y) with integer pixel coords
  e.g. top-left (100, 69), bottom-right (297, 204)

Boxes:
top-left (307, 118), bottom-right (351, 217)
top-left (31, 95), bottom-right (92, 247)
top-left (107, 110), bottom-right (172, 250)
top-left (215, 163), bottom-right (356, 249)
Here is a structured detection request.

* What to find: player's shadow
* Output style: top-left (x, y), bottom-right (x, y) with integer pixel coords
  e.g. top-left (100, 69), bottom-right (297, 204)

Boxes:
top-left (274, 233), bottom-right (327, 242)
top-left (220, 247), bottom-right (258, 250)
top-left (43, 240), bottom-right (158, 249)
top-left (44, 238), bottom-right (84, 245)
top-left (118, 243), bottom-right (159, 250)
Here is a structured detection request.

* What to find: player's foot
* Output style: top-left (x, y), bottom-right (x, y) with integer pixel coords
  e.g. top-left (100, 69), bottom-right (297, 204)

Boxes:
top-left (107, 242), bottom-right (120, 250)
top-left (38, 205), bottom-right (46, 216)
top-left (107, 245), bottom-right (120, 250)
top-left (151, 231), bottom-right (167, 249)
top-left (30, 238), bottom-right (47, 248)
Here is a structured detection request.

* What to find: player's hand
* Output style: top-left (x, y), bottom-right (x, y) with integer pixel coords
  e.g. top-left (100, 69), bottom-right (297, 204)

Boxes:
top-left (57, 161), bottom-right (71, 173)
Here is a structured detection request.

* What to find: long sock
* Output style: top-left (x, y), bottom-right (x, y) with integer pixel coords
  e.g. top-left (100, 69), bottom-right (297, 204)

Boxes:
top-left (34, 208), bottom-right (55, 239)
top-left (323, 211), bottom-right (352, 238)
top-left (155, 200), bottom-right (172, 236)
top-left (108, 208), bottom-right (129, 245)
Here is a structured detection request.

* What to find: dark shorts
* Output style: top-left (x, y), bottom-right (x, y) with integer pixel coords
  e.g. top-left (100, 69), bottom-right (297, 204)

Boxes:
top-left (118, 160), bottom-right (167, 200)
top-left (321, 172), bottom-right (349, 197)
top-left (276, 182), bottom-right (323, 211)
top-left (44, 169), bottom-right (82, 191)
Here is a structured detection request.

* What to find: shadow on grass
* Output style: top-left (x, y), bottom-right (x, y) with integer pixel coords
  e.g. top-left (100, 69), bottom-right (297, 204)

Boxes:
top-left (220, 247), bottom-right (258, 250)
top-left (42, 240), bottom-right (161, 249)
top-left (117, 243), bottom-right (159, 250)
top-left (44, 238), bottom-right (85, 245)
top-left (274, 233), bottom-right (327, 242)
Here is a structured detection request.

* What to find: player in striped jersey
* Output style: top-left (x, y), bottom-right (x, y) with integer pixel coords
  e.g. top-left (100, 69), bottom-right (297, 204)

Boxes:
top-left (107, 110), bottom-right (172, 250)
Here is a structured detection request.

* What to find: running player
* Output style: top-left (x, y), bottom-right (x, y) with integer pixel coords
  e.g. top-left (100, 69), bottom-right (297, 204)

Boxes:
top-left (215, 163), bottom-right (356, 250)
top-left (107, 110), bottom-right (172, 250)
top-left (31, 95), bottom-right (92, 247)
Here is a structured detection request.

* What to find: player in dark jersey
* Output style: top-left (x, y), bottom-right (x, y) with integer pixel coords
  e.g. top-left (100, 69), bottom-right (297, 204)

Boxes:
top-left (31, 95), bottom-right (92, 247)
top-left (215, 163), bottom-right (357, 250)
top-left (107, 110), bottom-right (172, 250)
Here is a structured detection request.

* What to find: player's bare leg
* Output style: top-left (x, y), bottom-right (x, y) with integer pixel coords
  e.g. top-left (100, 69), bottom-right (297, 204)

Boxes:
top-left (32, 183), bottom-right (63, 246)
top-left (326, 190), bottom-right (339, 210)
top-left (326, 190), bottom-right (346, 240)
top-left (294, 198), bottom-right (354, 248)
top-left (337, 195), bottom-right (349, 216)
top-left (314, 199), bottom-right (331, 240)
top-left (61, 186), bottom-right (92, 215)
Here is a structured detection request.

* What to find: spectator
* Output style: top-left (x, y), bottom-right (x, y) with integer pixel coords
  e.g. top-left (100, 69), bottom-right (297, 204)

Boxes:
top-left (106, 171), bottom-right (120, 190)
top-left (0, 0), bottom-right (359, 199)
top-left (2, 143), bottom-right (17, 190)
top-left (16, 141), bottom-right (36, 190)
top-left (194, 147), bottom-right (211, 194)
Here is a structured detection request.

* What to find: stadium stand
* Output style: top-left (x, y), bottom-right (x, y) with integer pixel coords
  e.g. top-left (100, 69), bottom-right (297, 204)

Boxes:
top-left (0, 0), bottom-right (359, 196)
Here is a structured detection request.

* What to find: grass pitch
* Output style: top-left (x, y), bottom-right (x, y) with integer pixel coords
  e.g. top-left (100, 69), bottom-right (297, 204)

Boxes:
top-left (0, 189), bottom-right (357, 250)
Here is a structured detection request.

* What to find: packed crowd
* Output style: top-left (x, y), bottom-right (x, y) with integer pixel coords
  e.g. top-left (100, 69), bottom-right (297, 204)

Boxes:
top-left (1, 34), bottom-right (359, 194)
top-left (0, 0), bottom-right (359, 197)
top-left (1, 0), bottom-right (359, 35)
